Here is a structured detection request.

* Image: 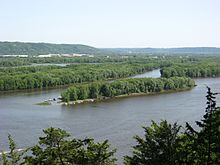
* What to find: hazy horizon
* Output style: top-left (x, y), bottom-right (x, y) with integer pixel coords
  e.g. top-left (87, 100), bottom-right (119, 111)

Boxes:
top-left (1, 0), bottom-right (220, 48)
top-left (1, 41), bottom-right (220, 49)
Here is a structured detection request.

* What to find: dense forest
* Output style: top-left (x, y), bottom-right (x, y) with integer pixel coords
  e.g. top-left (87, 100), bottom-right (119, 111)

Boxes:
top-left (0, 56), bottom-right (158, 67)
top-left (159, 57), bottom-right (220, 78)
top-left (1, 56), bottom-right (219, 91)
top-left (61, 77), bottom-right (195, 102)
top-left (0, 58), bottom-right (30, 67)
top-left (0, 63), bottom-right (162, 91)
top-left (0, 53), bottom-right (212, 68)
top-left (161, 64), bottom-right (220, 78)
top-left (1, 88), bottom-right (219, 164)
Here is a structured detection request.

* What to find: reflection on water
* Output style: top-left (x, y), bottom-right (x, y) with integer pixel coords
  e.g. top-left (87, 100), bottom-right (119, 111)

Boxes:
top-left (0, 70), bottom-right (220, 164)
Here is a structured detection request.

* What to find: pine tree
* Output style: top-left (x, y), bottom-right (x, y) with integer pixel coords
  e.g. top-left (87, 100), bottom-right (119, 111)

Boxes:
top-left (185, 87), bottom-right (220, 164)
top-left (124, 120), bottom-right (182, 165)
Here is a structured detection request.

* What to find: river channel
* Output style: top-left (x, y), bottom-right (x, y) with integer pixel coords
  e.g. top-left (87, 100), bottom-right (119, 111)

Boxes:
top-left (0, 69), bottom-right (220, 164)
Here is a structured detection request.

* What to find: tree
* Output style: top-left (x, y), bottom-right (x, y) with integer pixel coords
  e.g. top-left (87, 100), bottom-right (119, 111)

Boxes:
top-left (24, 127), bottom-right (117, 165)
top-left (124, 120), bottom-right (182, 165)
top-left (100, 84), bottom-right (112, 97)
top-left (185, 87), bottom-right (220, 164)
top-left (69, 87), bottom-right (78, 101)
top-left (89, 83), bottom-right (100, 98)
top-left (124, 87), bottom-right (220, 165)
top-left (0, 134), bottom-right (28, 165)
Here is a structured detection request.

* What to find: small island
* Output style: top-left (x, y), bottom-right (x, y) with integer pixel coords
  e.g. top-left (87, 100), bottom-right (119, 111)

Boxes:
top-left (61, 77), bottom-right (195, 105)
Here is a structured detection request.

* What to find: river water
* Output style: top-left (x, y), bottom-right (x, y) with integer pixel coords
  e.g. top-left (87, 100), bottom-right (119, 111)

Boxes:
top-left (0, 70), bottom-right (220, 164)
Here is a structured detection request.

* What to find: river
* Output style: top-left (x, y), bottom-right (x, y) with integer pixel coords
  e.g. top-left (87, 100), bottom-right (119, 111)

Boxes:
top-left (0, 70), bottom-right (220, 164)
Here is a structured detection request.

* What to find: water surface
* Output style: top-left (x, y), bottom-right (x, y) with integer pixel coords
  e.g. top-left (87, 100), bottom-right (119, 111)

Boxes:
top-left (0, 70), bottom-right (220, 164)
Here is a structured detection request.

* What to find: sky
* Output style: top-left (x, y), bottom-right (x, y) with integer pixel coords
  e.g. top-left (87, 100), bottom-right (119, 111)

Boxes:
top-left (0, 0), bottom-right (220, 48)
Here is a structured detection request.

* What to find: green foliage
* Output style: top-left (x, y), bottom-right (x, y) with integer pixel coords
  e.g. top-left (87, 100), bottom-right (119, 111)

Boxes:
top-left (0, 51), bottom-right (176, 68)
top-left (1, 153), bottom-right (8, 165)
top-left (124, 87), bottom-right (220, 165)
top-left (0, 63), bottom-right (161, 91)
top-left (161, 62), bottom-right (220, 78)
top-left (1, 55), bottom-right (205, 90)
top-left (124, 121), bottom-right (182, 165)
top-left (0, 134), bottom-right (27, 165)
top-left (24, 127), bottom-right (117, 165)
top-left (184, 87), bottom-right (220, 164)
top-left (1, 128), bottom-right (116, 165)
top-left (0, 58), bottom-right (30, 67)
top-left (62, 77), bottom-right (195, 102)
top-left (36, 101), bottom-right (51, 106)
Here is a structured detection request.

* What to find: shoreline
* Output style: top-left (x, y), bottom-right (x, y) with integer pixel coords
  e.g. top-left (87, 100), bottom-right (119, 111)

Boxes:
top-left (61, 86), bottom-right (195, 105)
top-left (0, 71), bottom-right (157, 95)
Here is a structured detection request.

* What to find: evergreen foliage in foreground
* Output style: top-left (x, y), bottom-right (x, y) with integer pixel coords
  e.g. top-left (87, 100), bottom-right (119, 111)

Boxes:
top-left (184, 87), bottom-right (220, 164)
top-left (1, 88), bottom-right (219, 165)
top-left (124, 121), bottom-right (182, 165)
top-left (1, 128), bottom-right (116, 165)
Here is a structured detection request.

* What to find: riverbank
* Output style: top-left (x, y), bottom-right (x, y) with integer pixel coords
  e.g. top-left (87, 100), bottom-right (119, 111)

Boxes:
top-left (62, 86), bottom-right (195, 105)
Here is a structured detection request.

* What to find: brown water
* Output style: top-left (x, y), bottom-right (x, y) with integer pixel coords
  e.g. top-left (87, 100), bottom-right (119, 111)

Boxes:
top-left (0, 70), bottom-right (220, 164)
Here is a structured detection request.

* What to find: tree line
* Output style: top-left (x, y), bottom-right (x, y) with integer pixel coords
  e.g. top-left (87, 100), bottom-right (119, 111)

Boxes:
top-left (0, 63), bottom-right (161, 91)
top-left (23, 56), bottom-right (160, 65)
top-left (0, 58), bottom-right (30, 67)
top-left (0, 55), bottom-right (203, 67)
top-left (61, 77), bottom-right (195, 102)
top-left (0, 56), bottom-right (136, 67)
top-left (1, 88), bottom-right (219, 164)
top-left (161, 65), bottom-right (220, 78)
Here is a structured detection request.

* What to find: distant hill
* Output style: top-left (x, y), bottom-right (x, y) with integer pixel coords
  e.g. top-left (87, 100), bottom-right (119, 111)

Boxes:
top-left (0, 42), bottom-right (101, 55)
top-left (103, 47), bottom-right (220, 55)
top-left (1, 42), bottom-right (220, 56)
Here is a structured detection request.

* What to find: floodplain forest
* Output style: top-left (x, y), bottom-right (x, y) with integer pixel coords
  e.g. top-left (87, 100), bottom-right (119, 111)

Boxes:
top-left (61, 77), bottom-right (195, 102)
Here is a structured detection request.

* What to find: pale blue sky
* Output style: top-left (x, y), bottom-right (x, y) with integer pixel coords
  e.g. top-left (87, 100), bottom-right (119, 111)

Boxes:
top-left (1, 0), bottom-right (220, 48)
